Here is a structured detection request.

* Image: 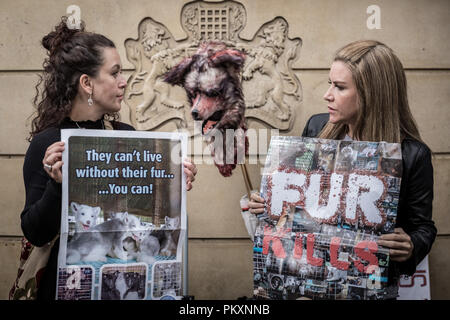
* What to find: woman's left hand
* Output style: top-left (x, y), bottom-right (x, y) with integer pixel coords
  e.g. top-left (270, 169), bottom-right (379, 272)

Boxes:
top-left (183, 158), bottom-right (197, 191)
top-left (377, 228), bottom-right (414, 262)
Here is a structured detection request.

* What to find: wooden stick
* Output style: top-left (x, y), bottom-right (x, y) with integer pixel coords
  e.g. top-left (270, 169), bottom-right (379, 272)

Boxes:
top-left (240, 163), bottom-right (254, 200)
top-left (241, 165), bottom-right (251, 199)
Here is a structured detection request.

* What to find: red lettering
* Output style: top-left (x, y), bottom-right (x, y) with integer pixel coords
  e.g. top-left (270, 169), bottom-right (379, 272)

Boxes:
top-left (306, 234), bottom-right (323, 267)
top-left (330, 237), bottom-right (350, 270)
top-left (263, 229), bottom-right (381, 275)
top-left (354, 240), bottom-right (379, 273)
top-left (262, 226), bottom-right (288, 259)
top-left (293, 233), bottom-right (303, 259)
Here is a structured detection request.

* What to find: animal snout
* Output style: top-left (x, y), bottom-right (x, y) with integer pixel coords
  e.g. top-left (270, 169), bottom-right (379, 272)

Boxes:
top-left (191, 109), bottom-right (201, 120)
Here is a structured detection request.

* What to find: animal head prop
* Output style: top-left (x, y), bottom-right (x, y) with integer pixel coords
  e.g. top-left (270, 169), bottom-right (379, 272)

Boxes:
top-left (164, 41), bottom-right (248, 177)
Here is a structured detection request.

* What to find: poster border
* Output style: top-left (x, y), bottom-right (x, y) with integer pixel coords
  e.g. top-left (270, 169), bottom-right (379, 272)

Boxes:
top-left (56, 128), bottom-right (187, 300)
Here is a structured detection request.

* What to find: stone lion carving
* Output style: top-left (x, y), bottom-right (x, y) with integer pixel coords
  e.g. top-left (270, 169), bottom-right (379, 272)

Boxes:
top-left (239, 19), bottom-right (301, 121)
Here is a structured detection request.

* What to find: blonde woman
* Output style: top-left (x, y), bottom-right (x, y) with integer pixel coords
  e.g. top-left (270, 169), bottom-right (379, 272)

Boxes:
top-left (249, 40), bottom-right (436, 299)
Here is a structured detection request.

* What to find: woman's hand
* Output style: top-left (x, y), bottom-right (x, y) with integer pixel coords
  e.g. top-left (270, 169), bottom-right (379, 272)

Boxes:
top-left (248, 192), bottom-right (266, 215)
top-left (183, 158), bottom-right (197, 191)
top-left (377, 228), bottom-right (414, 262)
top-left (42, 141), bottom-right (65, 183)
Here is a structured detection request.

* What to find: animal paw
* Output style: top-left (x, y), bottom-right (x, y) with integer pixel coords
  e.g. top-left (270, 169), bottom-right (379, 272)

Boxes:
top-left (115, 251), bottom-right (129, 261)
top-left (160, 249), bottom-right (171, 257)
top-left (242, 71), bottom-right (253, 81)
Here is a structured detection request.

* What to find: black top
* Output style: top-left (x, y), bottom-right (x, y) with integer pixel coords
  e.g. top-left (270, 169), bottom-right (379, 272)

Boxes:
top-left (21, 117), bottom-right (134, 300)
top-left (302, 113), bottom-right (437, 298)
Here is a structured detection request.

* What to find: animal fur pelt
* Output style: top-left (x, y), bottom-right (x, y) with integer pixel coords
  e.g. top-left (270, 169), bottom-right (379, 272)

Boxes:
top-left (164, 41), bottom-right (248, 177)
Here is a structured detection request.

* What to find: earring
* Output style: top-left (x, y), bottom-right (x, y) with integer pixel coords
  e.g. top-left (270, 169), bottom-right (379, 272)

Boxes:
top-left (88, 92), bottom-right (93, 106)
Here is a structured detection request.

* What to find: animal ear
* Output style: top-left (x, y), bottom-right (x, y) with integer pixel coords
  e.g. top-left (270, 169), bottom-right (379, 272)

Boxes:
top-left (163, 56), bottom-right (196, 86)
top-left (70, 202), bottom-right (79, 212)
top-left (94, 207), bottom-right (101, 216)
top-left (210, 49), bottom-right (245, 70)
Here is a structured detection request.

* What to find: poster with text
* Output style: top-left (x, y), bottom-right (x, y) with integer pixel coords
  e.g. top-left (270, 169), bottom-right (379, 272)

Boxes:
top-left (56, 129), bottom-right (187, 300)
top-left (253, 136), bottom-right (402, 300)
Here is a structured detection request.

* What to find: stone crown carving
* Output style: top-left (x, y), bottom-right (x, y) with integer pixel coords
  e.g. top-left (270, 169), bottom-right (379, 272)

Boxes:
top-left (124, 0), bottom-right (302, 133)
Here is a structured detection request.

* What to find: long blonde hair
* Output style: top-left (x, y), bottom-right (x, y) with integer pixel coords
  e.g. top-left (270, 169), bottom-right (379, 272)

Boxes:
top-left (319, 40), bottom-right (422, 143)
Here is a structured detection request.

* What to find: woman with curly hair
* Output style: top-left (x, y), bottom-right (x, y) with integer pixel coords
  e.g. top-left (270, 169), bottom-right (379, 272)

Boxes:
top-left (19, 17), bottom-right (197, 300)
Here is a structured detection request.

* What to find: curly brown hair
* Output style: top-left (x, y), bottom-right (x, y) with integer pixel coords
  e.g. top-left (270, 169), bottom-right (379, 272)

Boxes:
top-left (29, 17), bottom-right (118, 140)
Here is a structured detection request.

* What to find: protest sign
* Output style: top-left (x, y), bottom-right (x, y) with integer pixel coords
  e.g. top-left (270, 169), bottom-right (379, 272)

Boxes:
top-left (56, 129), bottom-right (187, 300)
top-left (253, 136), bottom-right (402, 300)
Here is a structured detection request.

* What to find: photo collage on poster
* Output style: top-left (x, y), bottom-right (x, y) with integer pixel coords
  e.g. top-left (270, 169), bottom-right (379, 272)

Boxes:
top-left (253, 136), bottom-right (402, 300)
top-left (56, 130), bottom-right (187, 300)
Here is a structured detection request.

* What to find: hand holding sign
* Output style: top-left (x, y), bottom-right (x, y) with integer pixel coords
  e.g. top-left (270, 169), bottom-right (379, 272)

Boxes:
top-left (43, 141), bottom-right (65, 183)
top-left (183, 158), bottom-right (197, 191)
top-left (248, 192), bottom-right (265, 215)
top-left (378, 228), bottom-right (414, 262)
top-left (253, 136), bottom-right (402, 300)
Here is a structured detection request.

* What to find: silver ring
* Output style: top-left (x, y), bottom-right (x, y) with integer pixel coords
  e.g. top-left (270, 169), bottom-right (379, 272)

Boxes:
top-left (44, 163), bottom-right (52, 172)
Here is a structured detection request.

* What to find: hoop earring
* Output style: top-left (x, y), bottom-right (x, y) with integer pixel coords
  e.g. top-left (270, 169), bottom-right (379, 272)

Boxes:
top-left (88, 93), bottom-right (93, 106)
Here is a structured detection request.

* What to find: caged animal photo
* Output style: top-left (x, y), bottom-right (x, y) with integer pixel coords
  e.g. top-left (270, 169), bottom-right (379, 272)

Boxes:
top-left (66, 206), bottom-right (181, 266)
top-left (100, 265), bottom-right (147, 300)
top-left (164, 41), bottom-right (248, 177)
top-left (66, 211), bottom-right (142, 264)
top-left (152, 261), bottom-right (182, 298)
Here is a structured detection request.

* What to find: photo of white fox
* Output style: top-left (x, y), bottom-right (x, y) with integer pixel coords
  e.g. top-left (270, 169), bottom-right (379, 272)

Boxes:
top-left (70, 202), bottom-right (102, 232)
top-left (66, 210), bottom-right (181, 265)
top-left (66, 212), bottom-right (142, 263)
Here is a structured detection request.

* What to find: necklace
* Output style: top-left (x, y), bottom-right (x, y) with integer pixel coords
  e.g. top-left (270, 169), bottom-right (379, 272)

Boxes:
top-left (74, 119), bottom-right (105, 130)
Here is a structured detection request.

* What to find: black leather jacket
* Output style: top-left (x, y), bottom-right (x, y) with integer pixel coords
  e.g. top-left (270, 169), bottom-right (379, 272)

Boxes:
top-left (302, 113), bottom-right (437, 280)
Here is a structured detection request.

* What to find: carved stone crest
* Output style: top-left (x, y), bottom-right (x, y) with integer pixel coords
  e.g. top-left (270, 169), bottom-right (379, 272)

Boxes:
top-left (124, 0), bottom-right (302, 132)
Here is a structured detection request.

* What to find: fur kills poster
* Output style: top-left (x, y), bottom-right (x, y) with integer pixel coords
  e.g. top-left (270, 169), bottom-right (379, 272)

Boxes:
top-left (56, 129), bottom-right (187, 300)
top-left (253, 136), bottom-right (402, 300)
